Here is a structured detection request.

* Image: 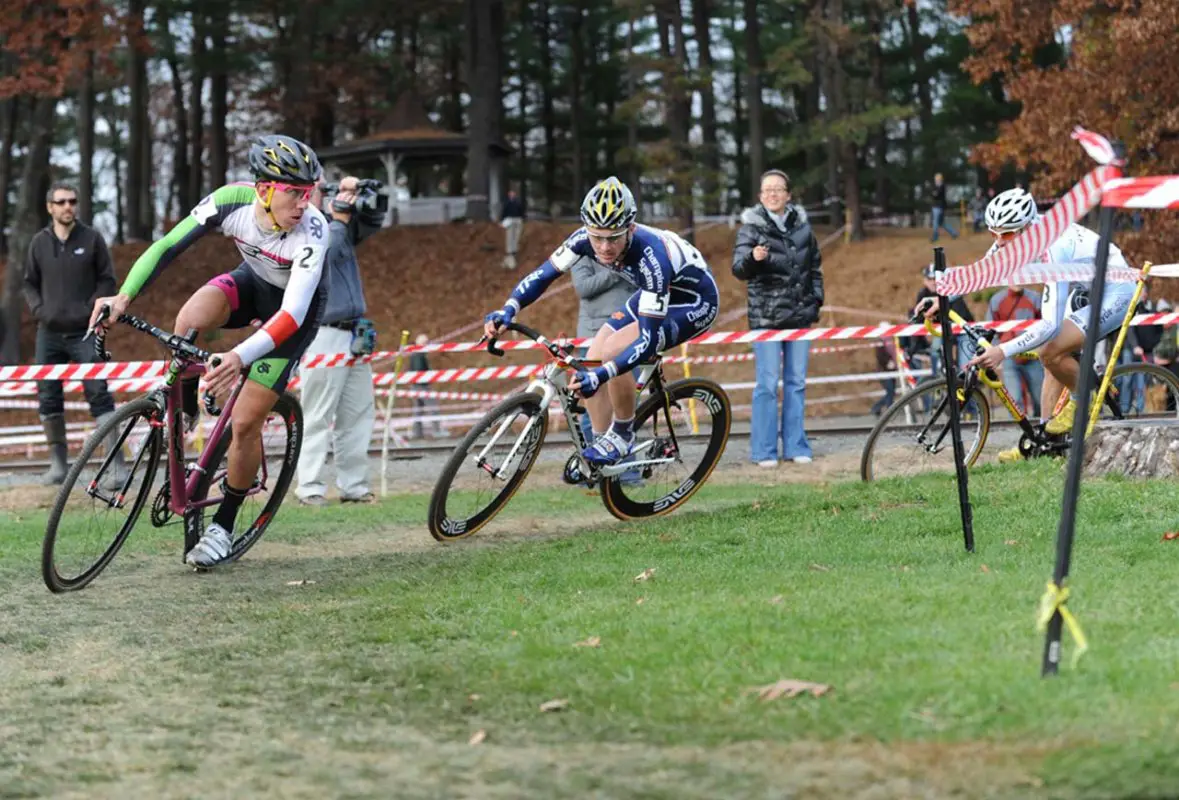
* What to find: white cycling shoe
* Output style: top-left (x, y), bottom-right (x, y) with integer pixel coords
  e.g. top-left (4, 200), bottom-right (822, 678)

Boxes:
top-left (185, 522), bottom-right (234, 568)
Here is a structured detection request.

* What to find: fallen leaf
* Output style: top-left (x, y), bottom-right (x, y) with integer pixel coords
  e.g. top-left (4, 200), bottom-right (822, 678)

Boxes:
top-left (981, 564), bottom-right (991, 573)
top-left (634, 567), bottom-right (657, 582)
top-left (468, 729), bottom-right (487, 745)
top-left (746, 679), bottom-right (832, 702)
top-left (752, 501), bottom-right (762, 511)
top-left (467, 693), bottom-right (482, 703)
top-left (658, 532), bottom-right (677, 543)
top-left (1004, 539), bottom-right (1019, 546)
top-left (285, 579), bottom-right (317, 586)
top-left (509, 630), bottom-right (519, 638)
top-left (769, 595), bottom-right (785, 605)
top-left (574, 636), bottom-right (601, 648)
top-left (539, 698), bottom-right (569, 712)
top-left (809, 564), bottom-right (831, 572)
top-left (635, 597), bottom-right (646, 605)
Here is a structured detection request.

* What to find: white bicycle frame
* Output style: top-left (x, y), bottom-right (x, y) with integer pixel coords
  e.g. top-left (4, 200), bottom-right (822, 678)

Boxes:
top-left (471, 361), bottom-right (673, 481)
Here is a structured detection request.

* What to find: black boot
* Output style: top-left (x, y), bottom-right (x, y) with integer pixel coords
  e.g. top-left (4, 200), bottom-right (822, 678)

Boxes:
top-left (41, 415), bottom-right (68, 485)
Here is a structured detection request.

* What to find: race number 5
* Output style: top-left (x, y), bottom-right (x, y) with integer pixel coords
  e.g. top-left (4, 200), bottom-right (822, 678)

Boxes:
top-left (637, 290), bottom-right (669, 317)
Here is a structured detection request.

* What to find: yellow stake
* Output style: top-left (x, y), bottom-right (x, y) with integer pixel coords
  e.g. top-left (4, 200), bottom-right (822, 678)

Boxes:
top-left (680, 343), bottom-right (699, 434)
top-left (380, 330), bottom-right (412, 497)
top-left (1087, 261), bottom-right (1152, 436)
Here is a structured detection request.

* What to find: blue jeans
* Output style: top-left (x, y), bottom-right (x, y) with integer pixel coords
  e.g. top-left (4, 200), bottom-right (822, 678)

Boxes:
top-left (751, 340), bottom-right (811, 461)
top-left (1002, 357), bottom-right (1044, 417)
top-left (931, 207), bottom-right (958, 241)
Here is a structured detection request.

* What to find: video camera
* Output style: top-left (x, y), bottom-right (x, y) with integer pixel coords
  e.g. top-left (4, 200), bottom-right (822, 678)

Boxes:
top-left (321, 178), bottom-right (388, 233)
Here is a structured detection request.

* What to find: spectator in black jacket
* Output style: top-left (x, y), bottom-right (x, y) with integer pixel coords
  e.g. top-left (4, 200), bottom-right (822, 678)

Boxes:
top-left (732, 169), bottom-right (824, 467)
top-left (23, 183), bottom-right (125, 486)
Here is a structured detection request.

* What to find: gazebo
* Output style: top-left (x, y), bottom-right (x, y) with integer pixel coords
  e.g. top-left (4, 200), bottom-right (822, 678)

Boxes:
top-left (316, 90), bottom-right (512, 225)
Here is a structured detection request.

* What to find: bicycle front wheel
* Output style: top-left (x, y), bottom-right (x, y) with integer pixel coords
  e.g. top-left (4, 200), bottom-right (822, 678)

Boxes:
top-left (600, 378), bottom-right (731, 520)
top-left (427, 392), bottom-right (548, 541)
top-left (860, 377), bottom-right (990, 481)
top-left (1101, 362), bottom-right (1179, 421)
top-left (42, 396), bottom-right (163, 593)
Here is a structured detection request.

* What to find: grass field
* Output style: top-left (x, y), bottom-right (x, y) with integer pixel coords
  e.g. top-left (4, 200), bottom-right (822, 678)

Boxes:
top-left (3, 460), bottom-right (1179, 798)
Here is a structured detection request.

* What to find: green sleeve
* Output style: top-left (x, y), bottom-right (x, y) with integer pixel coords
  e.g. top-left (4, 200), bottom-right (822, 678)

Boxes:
top-left (119, 184), bottom-right (256, 299)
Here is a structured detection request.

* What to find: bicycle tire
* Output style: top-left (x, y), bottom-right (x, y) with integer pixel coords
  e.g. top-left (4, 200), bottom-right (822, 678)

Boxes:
top-left (42, 396), bottom-right (163, 593)
top-left (189, 392), bottom-right (303, 564)
top-left (860, 377), bottom-right (991, 482)
top-left (600, 378), bottom-right (732, 520)
top-left (1104, 362), bottom-right (1179, 419)
top-left (428, 392), bottom-right (548, 541)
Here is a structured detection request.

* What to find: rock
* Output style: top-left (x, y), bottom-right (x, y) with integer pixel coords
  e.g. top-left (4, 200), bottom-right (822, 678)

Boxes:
top-left (1083, 423), bottom-right (1179, 478)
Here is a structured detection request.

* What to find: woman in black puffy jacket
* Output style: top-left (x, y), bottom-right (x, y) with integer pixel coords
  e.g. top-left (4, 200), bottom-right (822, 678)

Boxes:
top-left (732, 169), bottom-right (825, 467)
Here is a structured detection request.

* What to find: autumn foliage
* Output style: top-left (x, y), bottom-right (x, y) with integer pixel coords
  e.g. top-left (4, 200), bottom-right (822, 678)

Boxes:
top-left (955, 0), bottom-right (1179, 262)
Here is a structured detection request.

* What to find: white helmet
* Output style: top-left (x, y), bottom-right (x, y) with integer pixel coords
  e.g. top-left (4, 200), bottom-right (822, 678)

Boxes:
top-left (985, 188), bottom-right (1038, 233)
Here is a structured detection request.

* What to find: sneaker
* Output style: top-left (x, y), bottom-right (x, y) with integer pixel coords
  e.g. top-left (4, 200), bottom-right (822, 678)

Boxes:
top-left (185, 522), bottom-right (234, 567)
top-left (341, 492), bottom-right (376, 504)
top-left (756, 460), bottom-right (778, 468)
top-left (298, 495), bottom-right (328, 507)
top-left (582, 429), bottom-right (635, 467)
top-left (1045, 399), bottom-right (1076, 435)
top-left (998, 446), bottom-right (1024, 464)
top-left (790, 456), bottom-right (813, 464)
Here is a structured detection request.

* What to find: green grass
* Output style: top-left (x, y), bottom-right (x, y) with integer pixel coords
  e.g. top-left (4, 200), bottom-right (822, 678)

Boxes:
top-left (2, 461), bottom-right (1179, 798)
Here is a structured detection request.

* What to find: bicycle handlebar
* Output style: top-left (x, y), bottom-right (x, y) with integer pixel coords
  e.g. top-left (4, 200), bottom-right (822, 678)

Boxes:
top-left (90, 304), bottom-right (211, 364)
top-left (484, 321), bottom-right (582, 366)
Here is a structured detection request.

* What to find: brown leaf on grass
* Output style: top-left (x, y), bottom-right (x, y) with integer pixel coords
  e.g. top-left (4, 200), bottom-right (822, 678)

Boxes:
top-left (746, 679), bottom-right (832, 702)
top-left (981, 564), bottom-right (991, 573)
top-left (539, 698), bottom-right (570, 712)
top-left (467, 693), bottom-right (482, 703)
top-left (285, 579), bottom-right (317, 586)
top-left (769, 595), bottom-right (785, 605)
top-left (658, 532), bottom-right (677, 543)
top-left (634, 567), bottom-right (657, 582)
top-left (635, 597), bottom-right (646, 605)
top-left (809, 563), bottom-right (831, 572)
top-left (1004, 539), bottom-right (1019, 546)
top-left (469, 729), bottom-right (487, 745)
top-left (751, 501), bottom-right (762, 511)
top-left (574, 636), bottom-right (601, 648)
top-left (509, 630), bottom-right (519, 638)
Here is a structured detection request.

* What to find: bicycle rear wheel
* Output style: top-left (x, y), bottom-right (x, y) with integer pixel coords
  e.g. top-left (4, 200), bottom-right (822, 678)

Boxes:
top-left (42, 396), bottom-right (162, 592)
top-left (189, 392), bottom-right (302, 564)
top-left (600, 378), bottom-right (731, 520)
top-left (860, 377), bottom-right (991, 481)
top-left (1101, 363), bottom-right (1179, 421)
top-left (428, 392), bottom-right (548, 541)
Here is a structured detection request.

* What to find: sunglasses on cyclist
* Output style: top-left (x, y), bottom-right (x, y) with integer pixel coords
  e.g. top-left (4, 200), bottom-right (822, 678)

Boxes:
top-left (990, 229), bottom-right (1021, 243)
top-left (50, 198), bottom-right (78, 206)
top-left (587, 229), bottom-right (629, 245)
top-left (259, 181), bottom-right (315, 202)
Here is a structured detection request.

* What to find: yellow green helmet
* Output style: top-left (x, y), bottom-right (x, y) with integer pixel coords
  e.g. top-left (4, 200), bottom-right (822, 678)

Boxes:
top-left (580, 176), bottom-right (637, 230)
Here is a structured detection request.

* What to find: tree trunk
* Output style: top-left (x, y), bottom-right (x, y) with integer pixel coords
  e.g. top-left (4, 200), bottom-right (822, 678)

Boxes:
top-left (281, 4), bottom-right (315, 139)
top-left (742, 0), bottom-right (764, 201)
top-left (905, 2), bottom-right (934, 169)
top-left (1084, 424), bottom-right (1179, 479)
top-left (78, 48), bottom-right (96, 224)
top-left (568, 4), bottom-right (584, 207)
top-left (0, 96), bottom-right (18, 255)
top-left (188, 17), bottom-right (206, 208)
top-left (624, 14), bottom-right (640, 207)
top-left (3, 95), bottom-right (57, 364)
top-left (826, 0), bottom-right (862, 240)
top-left (731, 8), bottom-right (745, 210)
top-left (869, 6), bottom-right (888, 216)
top-left (445, 28), bottom-right (464, 197)
top-left (538, 0), bottom-right (557, 216)
top-left (208, 2), bottom-right (229, 186)
top-left (465, 0), bottom-right (502, 222)
top-left (165, 52), bottom-right (190, 223)
top-left (692, 0), bottom-right (721, 215)
top-left (101, 92), bottom-right (126, 244)
top-left (126, 0), bottom-right (152, 241)
top-left (658, 0), bottom-right (694, 239)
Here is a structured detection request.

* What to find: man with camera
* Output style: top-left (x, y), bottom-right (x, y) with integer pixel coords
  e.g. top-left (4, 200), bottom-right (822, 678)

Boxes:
top-left (295, 177), bottom-right (384, 505)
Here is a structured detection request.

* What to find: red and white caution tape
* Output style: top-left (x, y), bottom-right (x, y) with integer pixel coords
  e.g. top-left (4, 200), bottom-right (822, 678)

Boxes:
top-left (1101, 176), bottom-right (1179, 209)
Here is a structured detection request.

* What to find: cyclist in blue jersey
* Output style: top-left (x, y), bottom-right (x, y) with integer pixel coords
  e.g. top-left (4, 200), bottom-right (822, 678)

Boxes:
top-left (484, 177), bottom-right (720, 466)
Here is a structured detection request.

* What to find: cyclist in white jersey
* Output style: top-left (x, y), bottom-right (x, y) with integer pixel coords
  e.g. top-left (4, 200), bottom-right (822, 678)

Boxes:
top-left (922, 188), bottom-right (1137, 458)
top-left (89, 134), bottom-right (329, 566)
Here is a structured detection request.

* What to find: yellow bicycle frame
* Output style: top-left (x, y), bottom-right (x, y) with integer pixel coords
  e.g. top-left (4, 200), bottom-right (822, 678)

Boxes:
top-left (923, 310), bottom-right (1031, 425)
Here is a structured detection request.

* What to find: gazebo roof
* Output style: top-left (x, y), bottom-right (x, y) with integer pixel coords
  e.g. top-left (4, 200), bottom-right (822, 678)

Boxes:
top-left (317, 89), bottom-right (510, 166)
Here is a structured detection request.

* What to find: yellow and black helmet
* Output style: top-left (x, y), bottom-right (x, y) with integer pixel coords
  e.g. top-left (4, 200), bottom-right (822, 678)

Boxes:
top-left (580, 176), bottom-right (637, 230)
top-left (247, 134), bottom-right (322, 185)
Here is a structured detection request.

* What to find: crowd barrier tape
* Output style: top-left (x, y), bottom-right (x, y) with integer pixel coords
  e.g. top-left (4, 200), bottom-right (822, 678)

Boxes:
top-left (3, 313), bottom-right (1179, 388)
